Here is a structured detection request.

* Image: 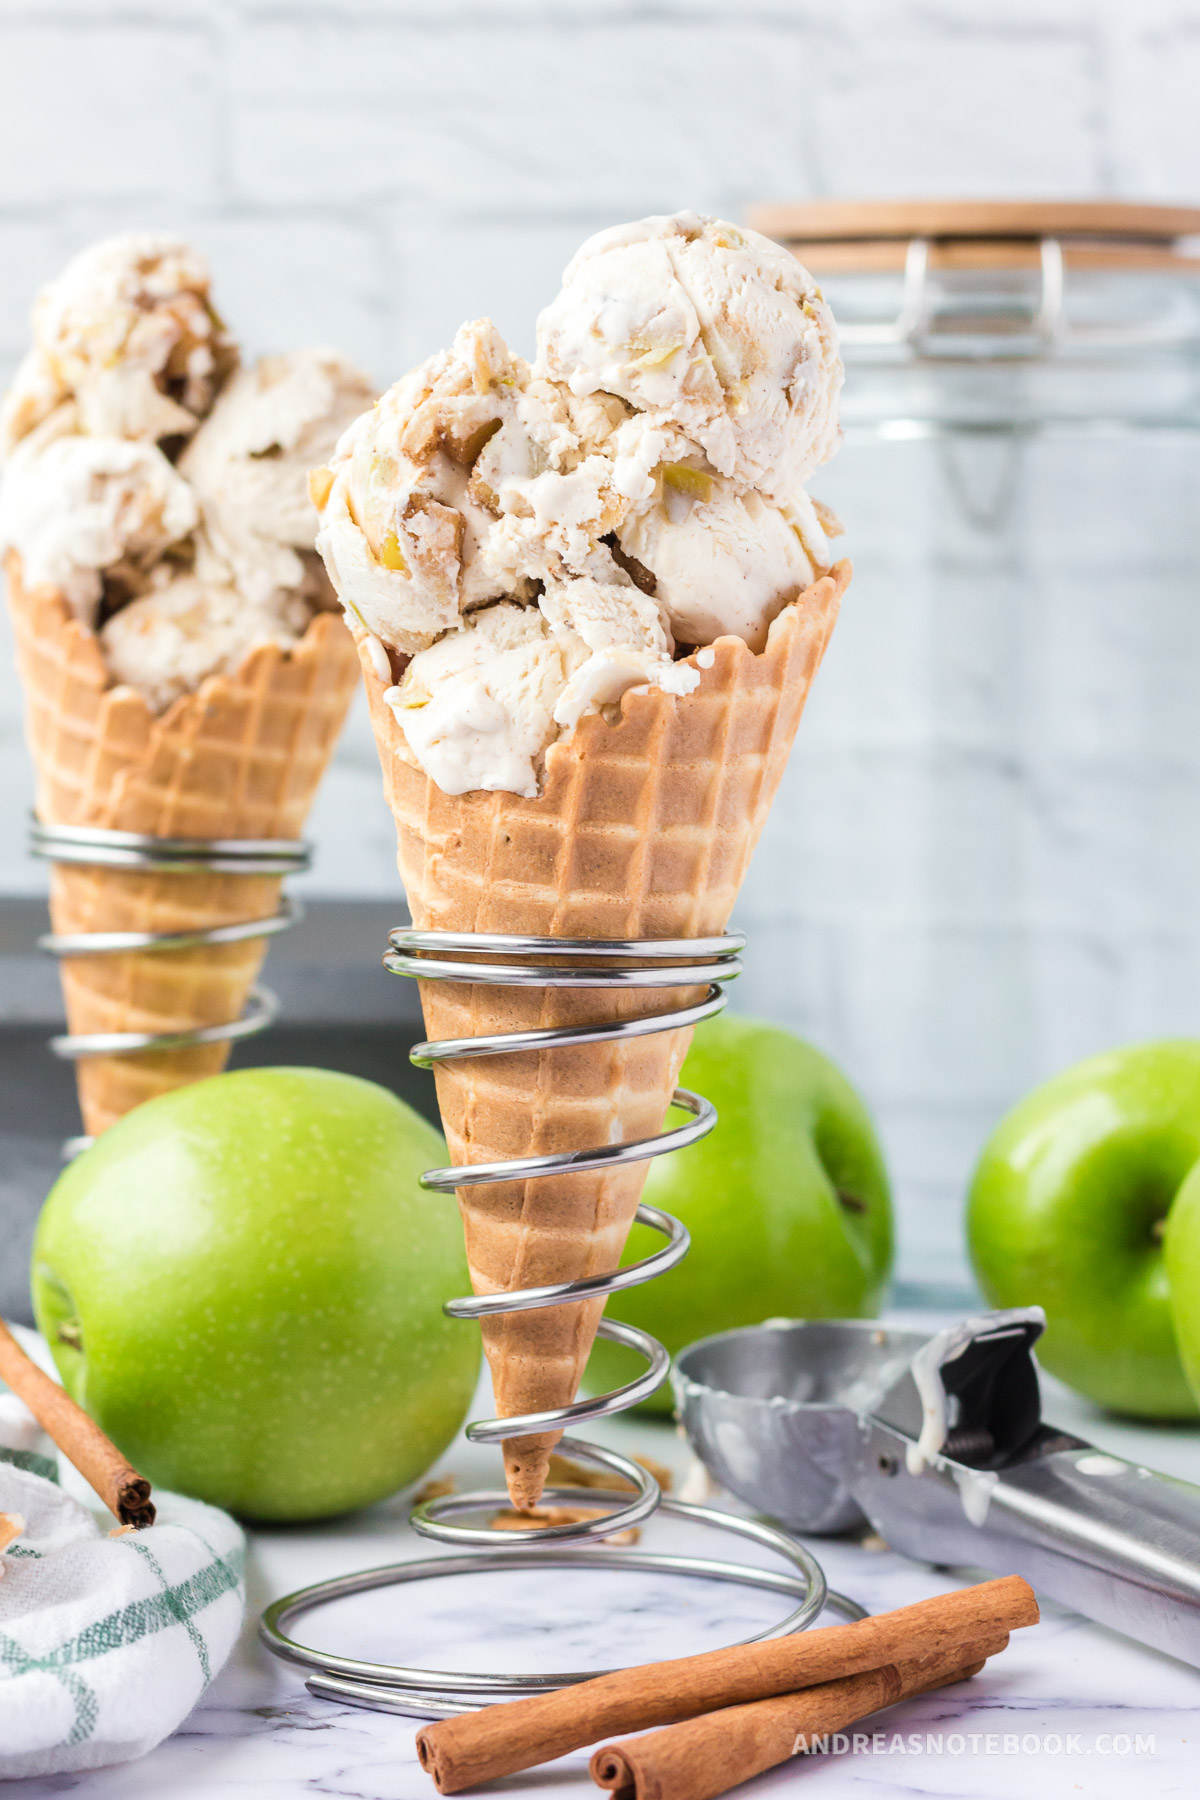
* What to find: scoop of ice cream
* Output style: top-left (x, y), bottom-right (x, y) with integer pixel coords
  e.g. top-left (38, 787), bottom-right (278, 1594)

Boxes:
top-left (538, 573), bottom-right (697, 728)
top-left (617, 470), bottom-right (832, 653)
top-left (536, 212), bottom-right (841, 499)
top-left (467, 376), bottom-right (636, 590)
top-left (0, 233), bottom-right (235, 454)
top-left (315, 211), bottom-right (845, 801)
top-left (100, 573), bottom-right (310, 714)
top-left (314, 320), bottom-right (524, 654)
top-left (389, 601), bottom-right (579, 797)
top-left (391, 583), bottom-right (699, 795)
top-left (0, 414), bottom-right (198, 625)
top-left (181, 347), bottom-right (375, 604)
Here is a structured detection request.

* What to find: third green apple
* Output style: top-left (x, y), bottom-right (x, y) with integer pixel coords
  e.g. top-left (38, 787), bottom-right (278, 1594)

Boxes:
top-left (968, 1039), bottom-right (1200, 1419)
top-left (586, 1013), bottom-right (894, 1412)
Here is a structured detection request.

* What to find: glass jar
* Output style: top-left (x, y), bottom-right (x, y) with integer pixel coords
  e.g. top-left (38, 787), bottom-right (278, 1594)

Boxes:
top-left (739, 201), bottom-right (1200, 1295)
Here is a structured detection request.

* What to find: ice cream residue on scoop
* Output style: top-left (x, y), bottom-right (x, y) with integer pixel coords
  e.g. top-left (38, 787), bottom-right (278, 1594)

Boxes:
top-left (0, 232), bottom-right (375, 713)
top-left (904, 1306), bottom-right (1047, 1479)
top-left (312, 211), bottom-right (844, 797)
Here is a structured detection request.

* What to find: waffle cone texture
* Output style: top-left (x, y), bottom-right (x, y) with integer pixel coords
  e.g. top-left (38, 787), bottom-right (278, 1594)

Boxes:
top-left (360, 562), bottom-right (849, 1510)
top-left (6, 554), bottom-right (360, 1137)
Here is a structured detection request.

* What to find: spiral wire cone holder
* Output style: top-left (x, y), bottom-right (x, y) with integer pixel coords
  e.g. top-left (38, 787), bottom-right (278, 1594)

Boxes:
top-left (32, 819), bottom-right (310, 1151)
top-left (260, 927), bottom-right (862, 1718)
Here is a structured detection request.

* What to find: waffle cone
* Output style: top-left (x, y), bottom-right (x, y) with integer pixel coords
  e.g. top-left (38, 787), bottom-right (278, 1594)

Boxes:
top-left (6, 554), bottom-right (359, 1137)
top-left (361, 564), bottom-right (848, 1508)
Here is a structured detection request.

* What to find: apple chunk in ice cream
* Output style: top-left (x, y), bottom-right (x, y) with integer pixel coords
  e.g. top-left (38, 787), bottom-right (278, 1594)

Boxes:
top-left (313, 210), bottom-right (847, 1510)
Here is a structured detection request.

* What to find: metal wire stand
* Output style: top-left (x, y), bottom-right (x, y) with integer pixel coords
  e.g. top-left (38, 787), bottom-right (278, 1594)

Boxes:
top-left (260, 927), bottom-right (863, 1717)
top-left (32, 820), bottom-right (309, 1148)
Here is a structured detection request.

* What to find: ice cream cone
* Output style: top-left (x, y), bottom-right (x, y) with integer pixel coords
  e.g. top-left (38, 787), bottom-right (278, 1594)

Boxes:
top-left (6, 553), bottom-right (359, 1137)
top-left (360, 563), bottom-right (848, 1508)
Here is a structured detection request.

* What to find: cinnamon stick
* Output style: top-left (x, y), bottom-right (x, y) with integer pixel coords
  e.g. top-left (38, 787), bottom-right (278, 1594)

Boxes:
top-left (590, 1638), bottom-right (1003, 1800)
top-left (415, 1576), bottom-right (1037, 1793)
top-left (0, 1320), bottom-right (155, 1527)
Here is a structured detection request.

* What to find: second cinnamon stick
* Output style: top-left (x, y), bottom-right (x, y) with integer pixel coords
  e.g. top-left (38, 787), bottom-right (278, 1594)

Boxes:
top-left (589, 1636), bottom-right (1005, 1800)
top-left (416, 1576), bottom-right (1037, 1792)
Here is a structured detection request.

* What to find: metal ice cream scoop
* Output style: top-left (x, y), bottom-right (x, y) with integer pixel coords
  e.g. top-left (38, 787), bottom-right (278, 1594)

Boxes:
top-left (673, 1308), bottom-right (1200, 1667)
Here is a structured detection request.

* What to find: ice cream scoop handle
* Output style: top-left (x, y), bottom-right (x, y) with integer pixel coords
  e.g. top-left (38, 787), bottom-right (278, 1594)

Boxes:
top-left (856, 1421), bottom-right (1200, 1667)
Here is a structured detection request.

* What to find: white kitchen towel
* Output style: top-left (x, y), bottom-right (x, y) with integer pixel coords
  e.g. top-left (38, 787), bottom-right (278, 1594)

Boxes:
top-left (0, 1399), bottom-right (245, 1779)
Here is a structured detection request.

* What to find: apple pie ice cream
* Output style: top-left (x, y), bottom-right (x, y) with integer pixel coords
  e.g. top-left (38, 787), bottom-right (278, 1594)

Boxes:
top-left (0, 411), bottom-right (198, 627)
top-left (314, 214), bottom-right (843, 800)
top-left (181, 346), bottom-right (375, 606)
top-left (99, 573), bottom-right (314, 715)
top-left (615, 477), bottom-right (836, 654)
top-left (537, 210), bottom-right (841, 498)
top-left (1, 233), bottom-right (374, 711)
top-left (314, 210), bottom-right (849, 1511)
top-left (0, 233), bottom-right (237, 455)
top-left (1, 231), bottom-right (367, 1137)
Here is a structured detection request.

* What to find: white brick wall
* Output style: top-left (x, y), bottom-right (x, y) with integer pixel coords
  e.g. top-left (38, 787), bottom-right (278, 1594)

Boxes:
top-left (4, 0), bottom-right (1200, 1283)
top-left (0, 21), bottom-right (220, 208)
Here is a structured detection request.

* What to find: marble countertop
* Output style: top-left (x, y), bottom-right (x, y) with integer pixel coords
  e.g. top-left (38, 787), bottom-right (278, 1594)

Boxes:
top-left (9, 1344), bottom-right (1200, 1800)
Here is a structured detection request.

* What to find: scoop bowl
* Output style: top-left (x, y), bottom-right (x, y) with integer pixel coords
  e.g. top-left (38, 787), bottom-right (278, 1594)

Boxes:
top-left (672, 1319), bottom-right (930, 1533)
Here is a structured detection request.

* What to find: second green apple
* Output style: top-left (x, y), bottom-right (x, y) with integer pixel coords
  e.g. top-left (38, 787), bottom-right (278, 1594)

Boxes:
top-left (587, 1014), bottom-right (894, 1411)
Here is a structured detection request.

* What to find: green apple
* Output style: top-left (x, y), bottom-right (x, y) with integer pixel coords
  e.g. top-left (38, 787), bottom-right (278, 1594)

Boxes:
top-left (32, 1067), bottom-right (480, 1521)
top-left (967, 1039), bottom-right (1200, 1419)
top-left (587, 1014), bottom-right (893, 1413)
top-left (1164, 1161), bottom-right (1200, 1409)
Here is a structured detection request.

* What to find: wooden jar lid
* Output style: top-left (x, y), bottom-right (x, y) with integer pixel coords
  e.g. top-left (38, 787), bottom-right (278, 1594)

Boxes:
top-left (747, 199), bottom-right (1200, 274)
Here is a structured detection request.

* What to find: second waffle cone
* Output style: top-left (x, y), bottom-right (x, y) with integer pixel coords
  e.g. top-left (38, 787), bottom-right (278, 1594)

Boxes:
top-left (7, 556), bottom-right (360, 1137)
top-left (362, 565), bottom-right (848, 1509)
